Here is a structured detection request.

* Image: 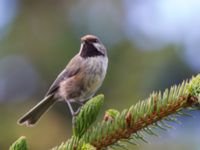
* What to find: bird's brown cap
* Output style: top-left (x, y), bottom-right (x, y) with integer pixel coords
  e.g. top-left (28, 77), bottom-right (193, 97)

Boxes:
top-left (81, 35), bottom-right (99, 43)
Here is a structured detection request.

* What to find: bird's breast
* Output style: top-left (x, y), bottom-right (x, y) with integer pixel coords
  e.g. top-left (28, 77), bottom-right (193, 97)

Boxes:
top-left (58, 56), bottom-right (108, 101)
top-left (81, 56), bottom-right (108, 99)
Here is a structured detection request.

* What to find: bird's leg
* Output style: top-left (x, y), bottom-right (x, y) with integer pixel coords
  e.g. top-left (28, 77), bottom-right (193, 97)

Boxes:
top-left (69, 100), bottom-right (84, 115)
top-left (72, 100), bottom-right (85, 115)
top-left (65, 100), bottom-right (76, 116)
top-left (66, 100), bottom-right (81, 116)
top-left (66, 100), bottom-right (78, 127)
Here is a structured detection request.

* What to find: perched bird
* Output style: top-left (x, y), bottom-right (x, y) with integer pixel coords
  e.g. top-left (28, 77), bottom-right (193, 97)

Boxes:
top-left (18, 35), bottom-right (108, 126)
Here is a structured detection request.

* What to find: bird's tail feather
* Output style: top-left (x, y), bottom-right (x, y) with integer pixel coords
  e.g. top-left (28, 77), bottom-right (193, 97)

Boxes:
top-left (18, 94), bottom-right (56, 127)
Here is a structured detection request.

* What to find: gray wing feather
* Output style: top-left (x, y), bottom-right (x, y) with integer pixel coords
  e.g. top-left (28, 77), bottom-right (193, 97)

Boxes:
top-left (45, 55), bottom-right (82, 96)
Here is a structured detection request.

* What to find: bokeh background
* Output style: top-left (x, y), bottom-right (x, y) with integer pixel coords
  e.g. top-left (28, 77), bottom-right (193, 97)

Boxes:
top-left (0, 0), bottom-right (200, 149)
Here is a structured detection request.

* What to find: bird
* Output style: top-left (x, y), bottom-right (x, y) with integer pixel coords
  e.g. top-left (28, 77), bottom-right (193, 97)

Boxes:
top-left (18, 35), bottom-right (108, 127)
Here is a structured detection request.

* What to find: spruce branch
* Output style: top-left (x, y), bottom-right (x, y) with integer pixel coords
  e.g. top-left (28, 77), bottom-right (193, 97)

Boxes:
top-left (11, 75), bottom-right (200, 150)
top-left (55, 75), bottom-right (200, 150)
top-left (82, 76), bottom-right (200, 149)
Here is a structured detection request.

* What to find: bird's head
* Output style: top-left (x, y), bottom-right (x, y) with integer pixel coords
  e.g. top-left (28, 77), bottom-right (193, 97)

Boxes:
top-left (80, 35), bottom-right (107, 58)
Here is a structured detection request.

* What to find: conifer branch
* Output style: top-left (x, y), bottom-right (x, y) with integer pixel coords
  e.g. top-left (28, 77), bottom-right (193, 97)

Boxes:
top-left (10, 75), bottom-right (200, 150)
top-left (53, 75), bottom-right (200, 150)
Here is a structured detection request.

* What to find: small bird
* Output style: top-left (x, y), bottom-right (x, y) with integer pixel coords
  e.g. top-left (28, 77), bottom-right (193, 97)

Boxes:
top-left (18, 35), bottom-right (108, 126)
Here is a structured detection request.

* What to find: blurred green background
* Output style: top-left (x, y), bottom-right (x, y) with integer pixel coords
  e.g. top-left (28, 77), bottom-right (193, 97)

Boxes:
top-left (0, 0), bottom-right (200, 149)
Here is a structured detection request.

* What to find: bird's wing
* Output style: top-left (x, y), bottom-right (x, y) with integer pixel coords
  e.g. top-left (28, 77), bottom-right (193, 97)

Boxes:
top-left (45, 55), bottom-right (82, 96)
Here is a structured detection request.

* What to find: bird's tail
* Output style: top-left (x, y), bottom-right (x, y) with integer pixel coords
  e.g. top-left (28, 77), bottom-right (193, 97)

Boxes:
top-left (18, 94), bottom-right (56, 127)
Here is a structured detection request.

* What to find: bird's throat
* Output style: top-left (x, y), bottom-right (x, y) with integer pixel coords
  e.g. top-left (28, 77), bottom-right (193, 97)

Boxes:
top-left (80, 43), bottom-right (104, 58)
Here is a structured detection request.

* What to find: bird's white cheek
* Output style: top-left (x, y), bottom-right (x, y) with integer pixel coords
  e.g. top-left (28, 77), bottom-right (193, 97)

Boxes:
top-left (79, 43), bottom-right (84, 54)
